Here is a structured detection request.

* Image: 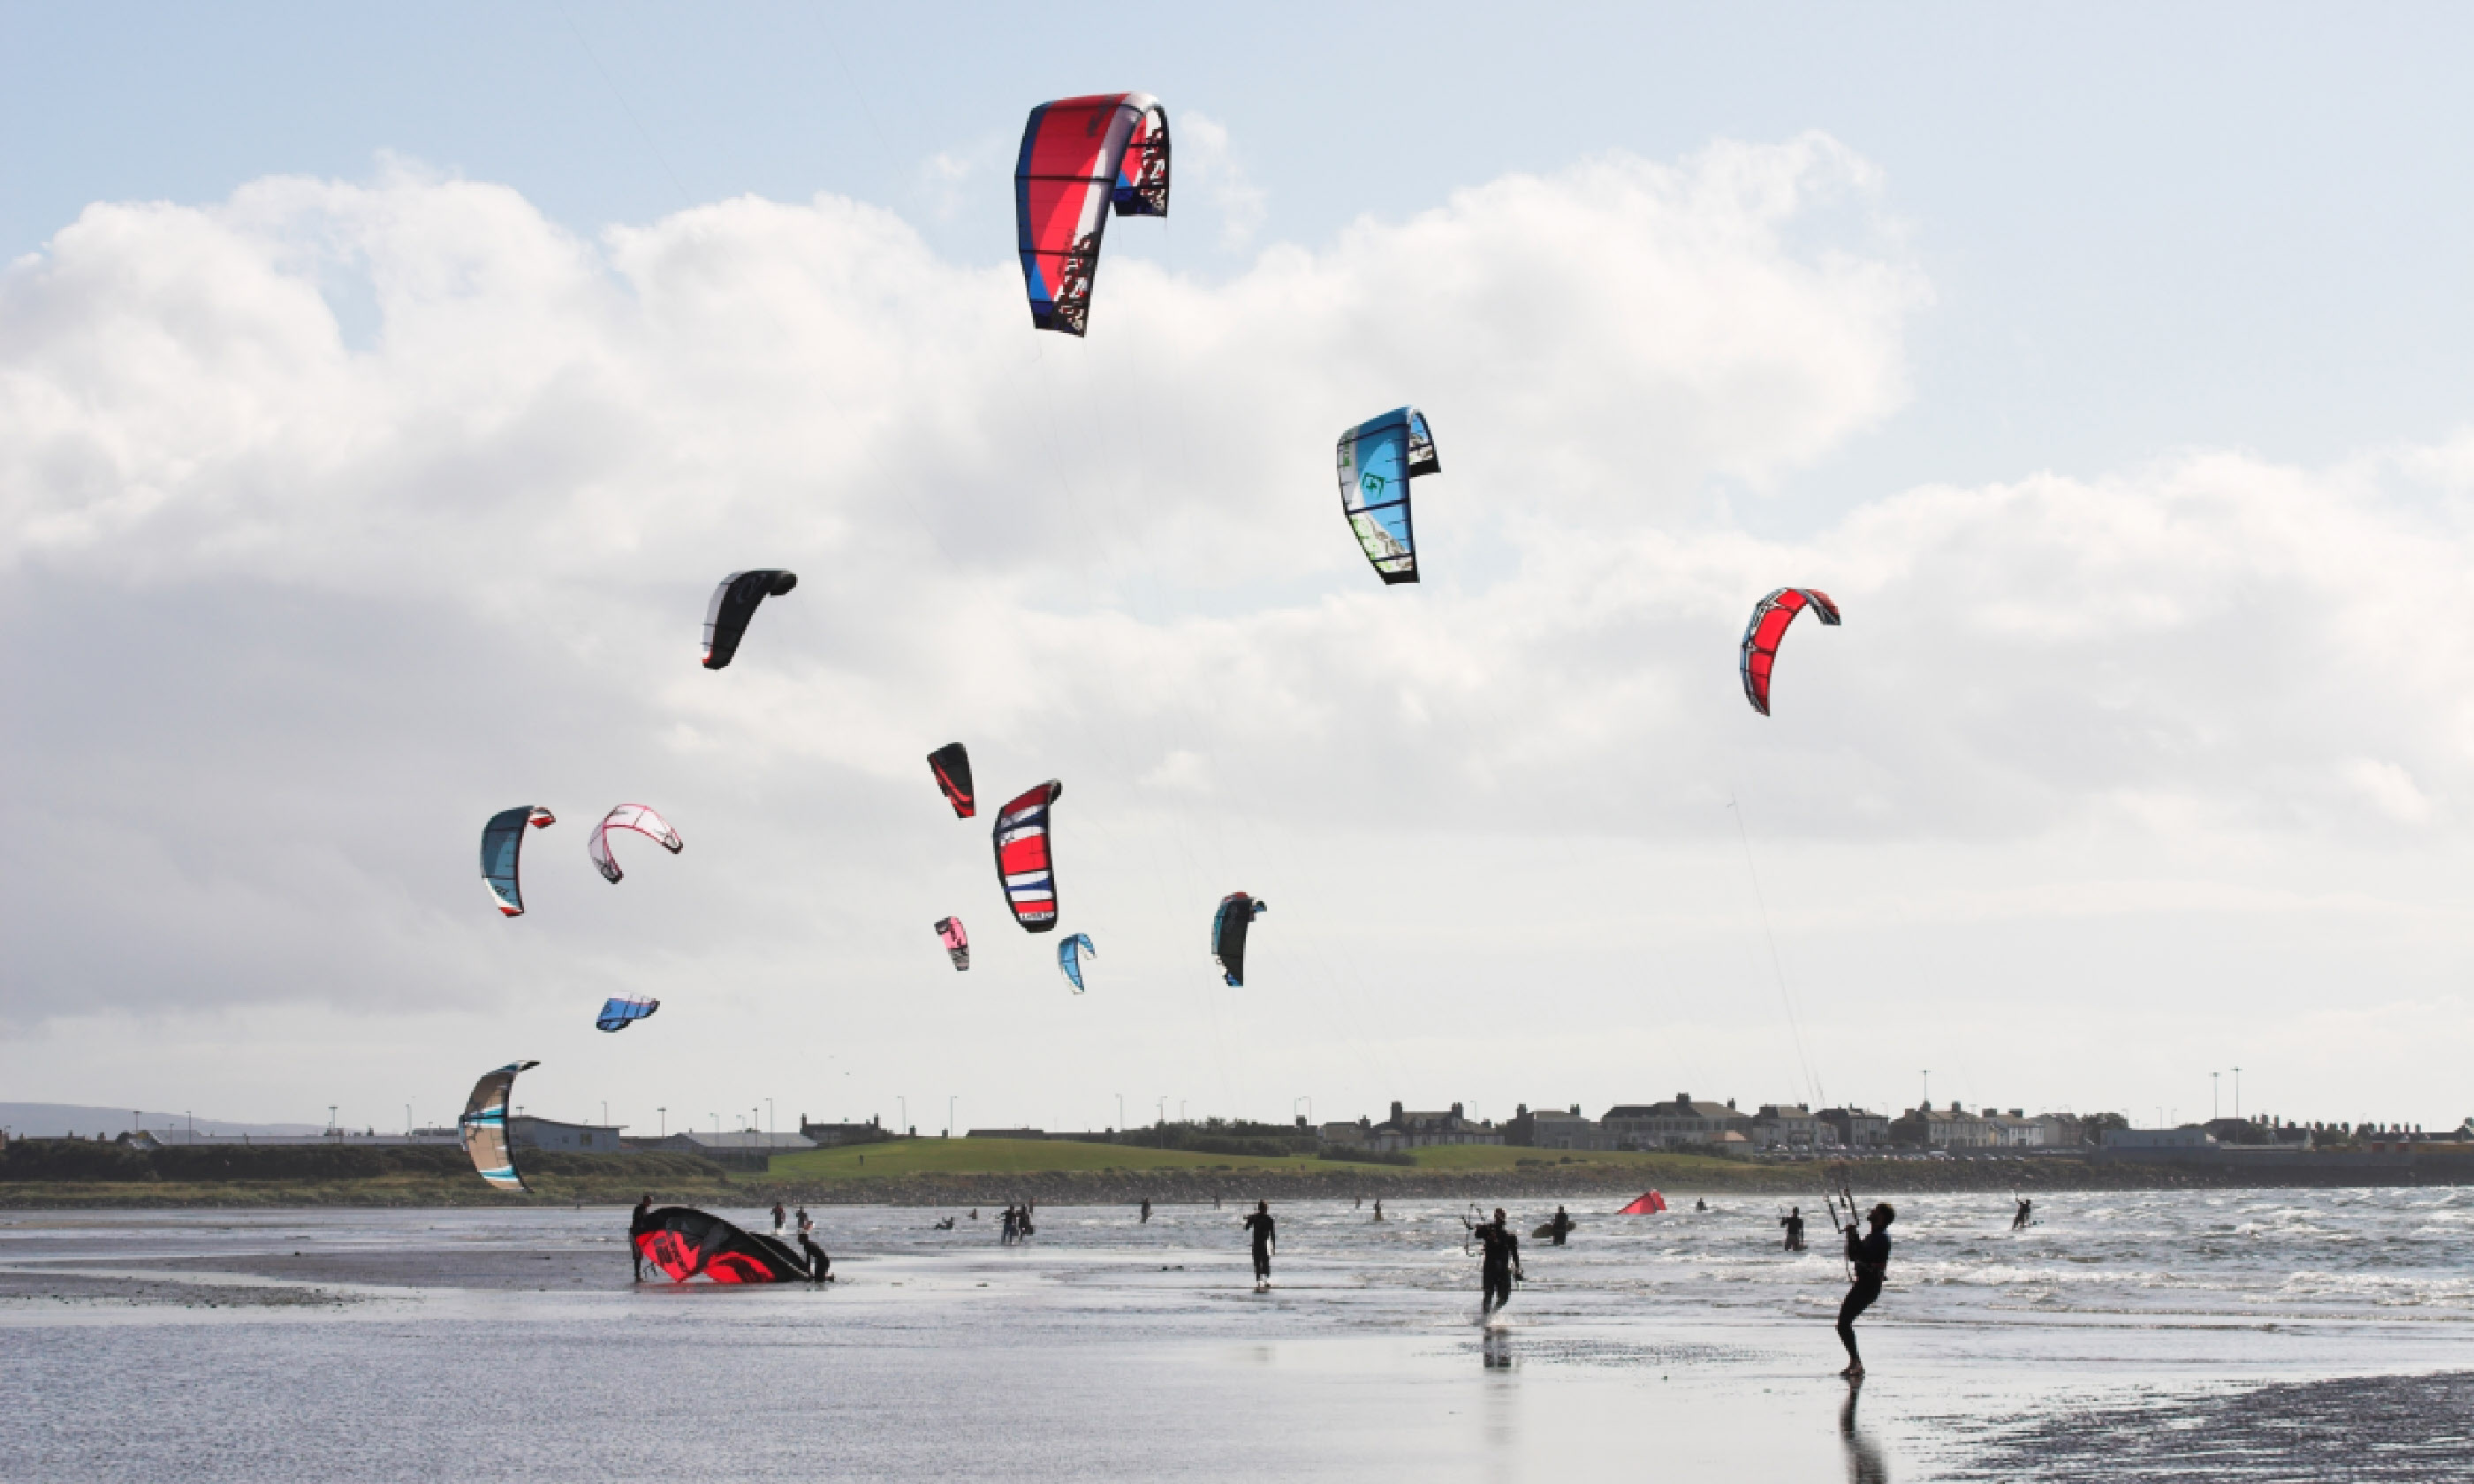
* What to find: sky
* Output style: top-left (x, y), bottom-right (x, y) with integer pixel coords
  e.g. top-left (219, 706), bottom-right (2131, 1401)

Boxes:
top-left (4, 4), bottom-right (2472, 1138)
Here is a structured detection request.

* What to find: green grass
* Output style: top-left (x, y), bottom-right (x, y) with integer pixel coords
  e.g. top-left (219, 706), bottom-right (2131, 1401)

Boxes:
top-left (765, 1138), bottom-right (1325, 1181)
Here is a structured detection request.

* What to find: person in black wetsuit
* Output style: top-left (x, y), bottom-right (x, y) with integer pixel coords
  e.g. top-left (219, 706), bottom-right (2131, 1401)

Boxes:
top-left (1476, 1208), bottom-right (1523, 1316)
top-left (1836, 1203), bottom-right (1895, 1379)
top-left (1781, 1206), bottom-right (1807, 1252)
top-left (1546, 1206), bottom-right (1574, 1246)
top-left (1241, 1200), bottom-right (1277, 1289)
top-left (799, 1231), bottom-right (832, 1283)
top-left (1140, 1198), bottom-right (1151, 1224)
top-left (630, 1193), bottom-right (655, 1281)
top-left (2012, 1198), bottom-right (2032, 1230)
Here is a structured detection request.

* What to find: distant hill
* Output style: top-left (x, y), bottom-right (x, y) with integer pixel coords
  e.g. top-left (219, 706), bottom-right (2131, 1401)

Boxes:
top-left (0, 1103), bottom-right (327, 1139)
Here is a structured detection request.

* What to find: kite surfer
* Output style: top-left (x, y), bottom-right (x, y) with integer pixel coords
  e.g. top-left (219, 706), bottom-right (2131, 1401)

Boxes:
top-left (1544, 1206), bottom-right (1574, 1246)
top-left (630, 1194), bottom-right (655, 1282)
top-left (1371, 1199), bottom-right (1384, 1222)
top-left (1476, 1208), bottom-right (1523, 1317)
top-left (771, 1202), bottom-right (786, 1235)
top-left (799, 1232), bottom-right (832, 1283)
top-left (1000, 1206), bottom-right (1019, 1245)
top-left (1242, 1200), bottom-right (1277, 1290)
top-left (1781, 1207), bottom-right (1807, 1252)
top-left (2012, 1198), bottom-right (2033, 1230)
top-left (1140, 1198), bottom-right (1151, 1224)
top-left (1836, 1204), bottom-right (1896, 1380)
top-left (796, 1207), bottom-right (814, 1240)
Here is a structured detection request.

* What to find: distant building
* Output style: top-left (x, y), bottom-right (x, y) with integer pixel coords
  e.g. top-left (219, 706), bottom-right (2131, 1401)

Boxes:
top-left (801, 1115), bottom-right (890, 1147)
top-left (1979, 1109), bottom-right (2048, 1148)
top-left (1817, 1108), bottom-right (1891, 1149)
top-left (1318, 1119), bottom-right (1373, 1149)
top-left (1750, 1103), bottom-right (1824, 1151)
top-left (1370, 1102), bottom-right (1501, 1149)
top-left (965, 1128), bottom-right (1048, 1140)
top-left (1600, 1094), bottom-right (1750, 1150)
top-left (507, 1117), bottom-right (626, 1154)
top-left (1505, 1103), bottom-right (1604, 1151)
top-left (638, 1130), bottom-right (815, 1170)
top-left (2103, 1126), bottom-right (2218, 1149)
top-left (1889, 1102), bottom-right (1999, 1149)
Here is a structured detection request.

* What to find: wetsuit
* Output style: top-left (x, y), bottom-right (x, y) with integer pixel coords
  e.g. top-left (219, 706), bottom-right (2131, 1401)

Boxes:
top-left (799, 1233), bottom-right (831, 1283)
top-left (1782, 1212), bottom-right (1806, 1251)
top-left (2013, 1200), bottom-right (2031, 1230)
top-left (1477, 1221), bottom-right (1522, 1314)
top-left (1243, 1211), bottom-right (1276, 1281)
top-left (629, 1200), bottom-right (654, 1280)
top-left (1548, 1210), bottom-right (1573, 1246)
top-left (1837, 1226), bottom-right (1891, 1366)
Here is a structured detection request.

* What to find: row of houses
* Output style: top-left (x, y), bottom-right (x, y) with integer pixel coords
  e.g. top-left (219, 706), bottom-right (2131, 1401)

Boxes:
top-left (1309, 1096), bottom-right (2143, 1155)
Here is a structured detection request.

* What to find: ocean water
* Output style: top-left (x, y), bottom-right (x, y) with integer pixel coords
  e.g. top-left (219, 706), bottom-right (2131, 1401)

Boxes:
top-left (4, 1187), bottom-right (2469, 1480)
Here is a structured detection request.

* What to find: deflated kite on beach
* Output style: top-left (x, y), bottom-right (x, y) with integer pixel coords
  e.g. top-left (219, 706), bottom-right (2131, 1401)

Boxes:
top-left (1014, 94), bottom-right (1170, 336)
top-left (459, 1060), bottom-right (539, 1192)
top-left (634, 1206), bottom-right (812, 1283)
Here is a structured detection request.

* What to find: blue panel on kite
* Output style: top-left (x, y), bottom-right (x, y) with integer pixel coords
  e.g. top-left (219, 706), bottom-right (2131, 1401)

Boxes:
top-left (596, 997), bottom-right (659, 1033)
top-left (1337, 407), bottom-right (1439, 584)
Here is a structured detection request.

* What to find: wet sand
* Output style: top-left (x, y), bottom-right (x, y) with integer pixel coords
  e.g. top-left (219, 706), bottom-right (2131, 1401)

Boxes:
top-left (4, 1197), bottom-right (2468, 1480)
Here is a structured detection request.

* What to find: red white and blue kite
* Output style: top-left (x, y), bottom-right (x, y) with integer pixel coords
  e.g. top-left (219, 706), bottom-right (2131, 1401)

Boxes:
top-left (1739, 588), bottom-right (1841, 716)
top-left (992, 780), bottom-right (1064, 932)
top-left (1014, 94), bottom-right (1170, 336)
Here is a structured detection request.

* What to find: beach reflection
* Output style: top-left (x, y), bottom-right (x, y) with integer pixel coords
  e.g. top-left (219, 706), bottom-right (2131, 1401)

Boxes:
top-left (1481, 1327), bottom-right (1514, 1370)
top-left (1840, 1384), bottom-right (1888, 1484)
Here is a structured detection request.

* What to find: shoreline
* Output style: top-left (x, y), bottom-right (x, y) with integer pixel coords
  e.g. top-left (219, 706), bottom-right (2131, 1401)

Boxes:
top-left (5, 1152), bottom-right (2469, 1208)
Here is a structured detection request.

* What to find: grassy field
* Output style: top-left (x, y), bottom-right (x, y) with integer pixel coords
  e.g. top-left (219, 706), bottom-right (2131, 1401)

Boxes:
top-left (762, 1138), bottom-right (1772, 1186)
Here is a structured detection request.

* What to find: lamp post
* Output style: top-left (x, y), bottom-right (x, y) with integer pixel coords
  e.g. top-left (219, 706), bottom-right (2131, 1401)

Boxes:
top-left (2233, 1067), bottom-right (2243, 1120)
top-left (656, 1107), bottom-right (666, 1137)
top-left (1115, 1094), bottom-right (1125, 1137)
top-left (2212, 1071), bottom-right (2220, 1122)
top-left (767, 1099), bottom-right (774, 1137)
top-left (947, 1095), bottom-right (956, 1139)
top-left (1921, 1071), bottom-right (1930, 1111)
top-left (899, 1096), bottom-right (907, 1137)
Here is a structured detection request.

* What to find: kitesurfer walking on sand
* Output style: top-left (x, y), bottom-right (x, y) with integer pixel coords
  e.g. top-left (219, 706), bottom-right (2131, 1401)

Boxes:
top-left (630, 1193), bottom-right (655, 1282)
top-left (1242, 1200), bottom-right (1277, 1290)
top-left (1836, 1204), bottom-right (1895, 1380)
top-left (1476, 1208), bottom-right (1522, 1316)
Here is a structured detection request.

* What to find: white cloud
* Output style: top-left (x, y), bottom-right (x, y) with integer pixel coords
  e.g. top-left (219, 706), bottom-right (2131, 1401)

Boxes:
top-left (4, 137), bottom-right (2469, 1128)
top-left (1176, 111), bottom-right (1269, 251)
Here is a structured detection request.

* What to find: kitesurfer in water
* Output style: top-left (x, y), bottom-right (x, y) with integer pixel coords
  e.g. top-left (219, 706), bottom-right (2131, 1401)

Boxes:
top-left (1000, 1206), bottom-right (1019, 1245)
top-left (1545, 1206), bottom-right (1574, 1246)
top-left (1242, 1201), bottom-right (1277, 1290)
top-left (771, 1202), bottom-right (786, 1235)
top-left (1476, 1208), bottom-right (1522, 1317)
top-left (796, 1207), bottom-right (814, 1240)
top-left (2012, 1198), bottom-right (2032, 1230)
top-left (799, 1231), bottom-right (832, 1283)
top-left (630, 1194), bottom-right (655, 1281)
top-left (1782, 1206), bottom-right (1807, 1252)
top-left (1372, 1199), bottom-right (1384, 1223)
top-left (1836, 1204), bottom-right (1895, 1380)
top-left (1139, 1198), bottom-right (1151, 1224)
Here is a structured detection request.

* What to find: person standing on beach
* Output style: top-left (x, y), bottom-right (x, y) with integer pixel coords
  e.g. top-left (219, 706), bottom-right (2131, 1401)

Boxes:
top-left (630, 1193), bottom-right (655, 1282)
top-left (1372, 1199), bottom-right (1384, 1222)
top-left (1000, 1205), bottom-right (1018, 1245)
top-left (1835, 1204), bottom-right (1895, 1380)
top-left (2012, 1198), bottom-right (2032, 1230)
top-left (1476, 1208), bottom-right (1522, 1316)
top-left (1546, 1206), bottom-right (1574, 1246)
top-left (1241, 1200), bottom-right (1277, 1290)
top-left (771, 1202), bottom-right (786, 1235)
top-left (1140, 1198), bottom-right (1151, 1224)
top-left (1781, 1207), bottom-right (1807, 1252)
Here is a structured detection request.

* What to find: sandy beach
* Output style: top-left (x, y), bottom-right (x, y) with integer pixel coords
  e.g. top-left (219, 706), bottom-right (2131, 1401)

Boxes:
top-left (4, 1190), bottom-right (2470, 1480)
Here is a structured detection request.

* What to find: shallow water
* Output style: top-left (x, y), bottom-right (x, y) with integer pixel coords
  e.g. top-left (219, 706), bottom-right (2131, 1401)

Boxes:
top-left (4, 1188), bottom-right (2467, 1480)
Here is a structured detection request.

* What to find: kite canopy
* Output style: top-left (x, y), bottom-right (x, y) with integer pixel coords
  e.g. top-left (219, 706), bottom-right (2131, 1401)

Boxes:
top-left (1210, 892), bottom-right (1267, 987)
top-left (1014, 93), bottom-right (1170, 336)
top-left (1336, 407), bottom-right (1441, 584)
top-left (479, 806), bottom-right (555, 917)
top-left (702, 570), bottom-right (797, 670)
top-left (992, 780), bottom-right (1064, 932)
top-left (634, 1207), bottom-right (812, 1283)
top-left (1618, 1191), bottom-right (1669, 1215)
top-left (588, 804), bottom-right (683, 885)
top-left (596, 996), bottom-right (659, 1033)
top-left (459, 1060), bottom-right (538, 1192)
top-left (1739, 588), bottom-right (1841, 716)
top-left (1058, 932), bottom-right (1095, 993)
top-left (927, 742), bottom-right (976, 819)
top-left (935, 916), bottom-right (970, 972)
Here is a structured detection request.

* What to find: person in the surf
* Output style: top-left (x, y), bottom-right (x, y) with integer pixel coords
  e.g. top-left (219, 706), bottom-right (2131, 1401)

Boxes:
top-left (1476, 1208), bottom-right (1523, 1317)
top-left (1000, 1205), bottom-right (1019, 1245)
top-left (2012, 1198), bottom-right (2032, 1230)
top-left (771, 1201), bottom-right (786, 1234)
top-left (796, 1207), bottom-right (814, 1240)
top-left (1371, 1199), bottom-right (1384, 1223)
top-left (1139, 1198), bottom-right (1151, 1224)
top-left (1781, 1206), bottom-right (1807, 1252)
top-left (1545, 1206), bottom-right (1574, 1246)
top-left (799, 1231), bottom-right (832, 1283)
top-left (1241, 1200), bottom-right (1277, 1290)
top-left (630, 1193), bottom-right (655, 1282)
top-left (1836, 1203), bottom-right (1895, 1380)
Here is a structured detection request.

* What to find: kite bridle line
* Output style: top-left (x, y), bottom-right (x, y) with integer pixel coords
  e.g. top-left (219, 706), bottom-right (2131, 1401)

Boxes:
top-left (1726, 791), bottom-right (1827, 1116)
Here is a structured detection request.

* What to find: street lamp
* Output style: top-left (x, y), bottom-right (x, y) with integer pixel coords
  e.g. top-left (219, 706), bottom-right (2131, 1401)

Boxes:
top-left (1115, 1093), bottom-right (1125, 1136)
top-left (2233, 1067), bottom-right (2243, 1120)
top-left (2212, 1071), bottom-right (2220, 1122)
top-left (767, 1098), bottom-right (774, 1136)
top-left (948, 1095), bottom-right (956, 1139)
top-left (1921, 1071), bottom-right (1930, 1111)
top-left (899, 1096), bottom-right (907, 1136)
top-left (656, 1107), bottom-right (666, 1137)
